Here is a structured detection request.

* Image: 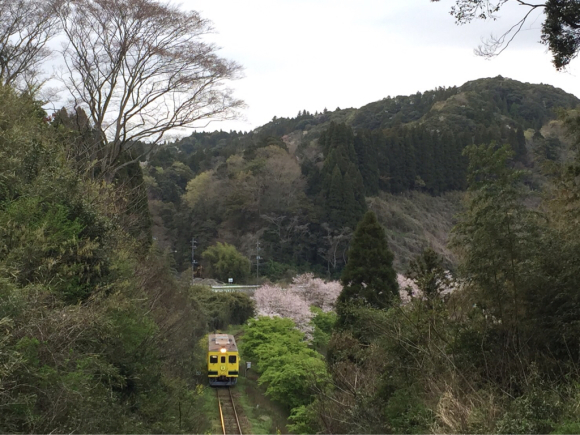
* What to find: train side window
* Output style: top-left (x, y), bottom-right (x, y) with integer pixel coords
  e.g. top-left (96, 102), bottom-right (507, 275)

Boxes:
top-left (229, 355), bottom-right (236, 364)
top-left (221, 356), bottom-right (226, 363)
top-left (210, 356), bottom-right (218, 364)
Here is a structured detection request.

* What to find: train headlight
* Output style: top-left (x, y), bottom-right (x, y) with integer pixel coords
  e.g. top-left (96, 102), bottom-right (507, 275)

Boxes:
top-left (220, 348), bottom-right (226, 353)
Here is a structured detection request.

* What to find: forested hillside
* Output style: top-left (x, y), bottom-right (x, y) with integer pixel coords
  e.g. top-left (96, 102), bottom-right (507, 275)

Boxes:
top-left (0, 0), bottom-right (255, 431)
top-left (146, 76), bottom-right (579, 276)
top-left (0, 81), bottom-right (263, 433)
top-left (6, 0), bottom-right (580, 433)
top-left (241, 108), bottom-right (580, 433)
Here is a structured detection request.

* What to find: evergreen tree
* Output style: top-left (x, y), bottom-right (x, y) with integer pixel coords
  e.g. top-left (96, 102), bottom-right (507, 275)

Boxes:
top-left (385, 132), bottom-right (405, 193)
top-left (335, 211), bottom-right (399, 329)
top-left (350, 164), bottom-right (367, 216)
top-left (406, 247), bottom-right (450, 307)
top-left (402, 129), bottom-right (417, 190)
top-left (450, 143), bottom-right (540, 348)
top-left (354, 130), bottom-right (379, 195)
top-left (327, 165), bottom-right (345, 228)
top-left (320, 123), bottom-right (366, 230)
top-left (510, 125), bottom-right (527, 162)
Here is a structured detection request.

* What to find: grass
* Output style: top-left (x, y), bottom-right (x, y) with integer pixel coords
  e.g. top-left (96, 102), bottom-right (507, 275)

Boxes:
top-left (233, 373), bottom-right (289, 434)
top-left (200, 385), bottom-right (221, 434)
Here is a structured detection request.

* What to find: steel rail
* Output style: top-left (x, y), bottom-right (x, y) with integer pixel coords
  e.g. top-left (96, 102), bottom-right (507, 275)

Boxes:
top-left (229, 387), bottom-right (243, 435)
top-left (217, 387), bottom-right (243, 435)
top-left (218, 392), bottom-right (226, 435)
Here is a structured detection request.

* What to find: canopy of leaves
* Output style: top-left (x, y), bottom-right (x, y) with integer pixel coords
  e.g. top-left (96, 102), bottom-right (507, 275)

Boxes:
top-left (0, 83), bottom-right (214, 433)
top-left (201, 242), bottom-right (251, 283)
top-left (191, 286), bottom-right (255, 330)
top-left (241, 316), bottom-right (330, 415)
top-left (336, 211), bottom-right (399, 329)
top-left (145, 77), bottom-right (578, 278)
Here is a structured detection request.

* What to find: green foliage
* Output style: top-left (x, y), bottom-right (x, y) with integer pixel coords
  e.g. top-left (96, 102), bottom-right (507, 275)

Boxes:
top-left (241, 316), bottom-right (306, 365)
top-left (145, 77), bottom-right (579, 279)
top-left (287, 403), bottom-right (320, 435)
top-left (493, 368), bottom-right (562, 434)
top-left (0, 197), bottom-right (109, 302)
top-left (261, 259), bottom-right (293, 281)
top-left (336, 211), bottom-right (399, 329)
top-left (319, 122), bottom-right (367, 230)
top-left (0, 85), bottom-right (50, 203)
top-left (0, 85), bottom-right (211, 433)
top-left (191, 286), bottom-right (255, 330)
top-left (309, 306), bottom-right (336, 351)
top-left (406, 247), bottom-right (450, 303)
top-left (241, 316), bottom-right (329, 431)
top-left (259, 351), bottom-right (328, 410)
top-left (384, 387), bottom-right (432, 434)
top-left (450, 142), bottom-right (542, 358)
top-left (201, 242), bottom-right (251, 283)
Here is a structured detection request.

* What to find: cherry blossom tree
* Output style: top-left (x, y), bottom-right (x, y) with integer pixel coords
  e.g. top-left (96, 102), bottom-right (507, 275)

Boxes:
top-left (290, 273), bottom-right (342, 312)
top-left (397, 274), bottom-right (420, 303)
top-left (253, 272), bottom-right (456, 332)
top-left (397, 272), bottom-right (457, 303)
top-left (253, 273), bottom-right (342, 332)
top-left (253, 283), bottom-right (313, 331)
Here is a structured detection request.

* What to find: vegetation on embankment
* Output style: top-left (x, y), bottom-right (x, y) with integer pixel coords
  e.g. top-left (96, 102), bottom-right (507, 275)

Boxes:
top-left (255, 119), bottom-right (580, 433)
top-left (0, 84), bottom-right (256, 433)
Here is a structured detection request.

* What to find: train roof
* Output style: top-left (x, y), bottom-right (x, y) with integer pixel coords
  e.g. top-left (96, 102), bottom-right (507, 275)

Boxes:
top-left (208, 334), bottom-right (238, 352)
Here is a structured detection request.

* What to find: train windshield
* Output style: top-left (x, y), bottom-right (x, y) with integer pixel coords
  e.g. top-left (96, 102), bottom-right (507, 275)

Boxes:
top-left (221, 356), bottom-right (226, 363)
top-left (229, 355), bottom-right (237, 363)
top-left (210, 355), bottom-right (218, 364)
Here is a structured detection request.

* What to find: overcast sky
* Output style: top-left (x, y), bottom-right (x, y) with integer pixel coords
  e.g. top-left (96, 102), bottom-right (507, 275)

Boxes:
top-left (179, 0), bottom-right (580, 133)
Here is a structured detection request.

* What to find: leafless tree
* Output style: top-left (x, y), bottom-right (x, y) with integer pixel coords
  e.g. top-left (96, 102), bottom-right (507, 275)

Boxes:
top-left (0, 0), bottom-right (60, 90)
top-left (318, 223), bottom-right (353, 276)
top-left (55, 0), bottom-right (244, 180)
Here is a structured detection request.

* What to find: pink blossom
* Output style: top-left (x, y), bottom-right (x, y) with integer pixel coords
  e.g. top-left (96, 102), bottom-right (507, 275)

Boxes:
top-left (253, 283), bottom-right (313, 331)
top-left (397, 271), bottom-right (457, 304)
top-left (252, 274), bottom-right (342, 333)
top-left (289, 273), bottom-right (342, 312)
top-left (398, 274), bottom-right (420, 303)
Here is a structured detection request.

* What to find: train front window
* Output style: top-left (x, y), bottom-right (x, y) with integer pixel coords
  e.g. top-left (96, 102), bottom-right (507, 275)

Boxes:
top-left (220, 356), bottom-right (226, 363)
top-left (229, 355), bottom-right (236, 364)
top-left (210, 356), bottom-right (218, 364)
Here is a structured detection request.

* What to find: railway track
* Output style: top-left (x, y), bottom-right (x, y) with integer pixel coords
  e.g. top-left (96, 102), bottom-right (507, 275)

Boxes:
top-left (217, 387), bottom-right (243, 435)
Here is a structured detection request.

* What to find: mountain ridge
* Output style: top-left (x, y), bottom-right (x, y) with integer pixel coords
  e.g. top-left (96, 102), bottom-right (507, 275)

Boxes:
top-left (146, 76), bottom-right (579, 276)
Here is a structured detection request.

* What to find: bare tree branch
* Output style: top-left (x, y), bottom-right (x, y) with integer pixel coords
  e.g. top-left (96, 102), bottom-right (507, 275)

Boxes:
top-left (429, 0), bottom-right (580, 68)
top-left (55, 0), bottom-right (245, 181)
top-left (0, 0), bottom-right (60, 90)
top-left (474, 2), bottom-right (544, 58)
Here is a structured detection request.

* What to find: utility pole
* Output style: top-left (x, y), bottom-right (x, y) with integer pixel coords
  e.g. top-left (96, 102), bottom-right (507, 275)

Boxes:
top-left (256, 240), bottom-right (261, 281)
top-left (191, 237), bottom-right (197, 284)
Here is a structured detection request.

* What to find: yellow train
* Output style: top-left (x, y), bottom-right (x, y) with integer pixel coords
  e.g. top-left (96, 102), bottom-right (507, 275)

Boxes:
top-left (208, 334), bottom-right (239, 386)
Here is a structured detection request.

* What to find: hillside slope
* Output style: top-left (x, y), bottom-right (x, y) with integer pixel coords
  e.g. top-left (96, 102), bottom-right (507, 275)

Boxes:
top-left (145, 77), bottom-right (579, 277)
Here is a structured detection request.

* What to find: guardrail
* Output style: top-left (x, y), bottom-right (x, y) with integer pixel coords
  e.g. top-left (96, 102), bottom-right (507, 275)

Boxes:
top-left (211, 285), bottom-right (260, 294)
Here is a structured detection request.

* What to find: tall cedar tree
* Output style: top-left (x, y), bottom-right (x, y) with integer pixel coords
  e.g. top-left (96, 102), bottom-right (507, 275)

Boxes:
top-left (335, 210), bottom-right (399, 329)
top-left (320, 122), bottom-right (367, 229)
top-left (353, 131), bottom-right (379, 195)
